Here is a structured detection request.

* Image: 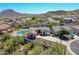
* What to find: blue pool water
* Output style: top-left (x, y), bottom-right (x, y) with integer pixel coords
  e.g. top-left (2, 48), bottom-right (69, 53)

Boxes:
top-left (16, 29), bottom-right (30, 36)
top-left (17, 31), bottom-right (23, 36)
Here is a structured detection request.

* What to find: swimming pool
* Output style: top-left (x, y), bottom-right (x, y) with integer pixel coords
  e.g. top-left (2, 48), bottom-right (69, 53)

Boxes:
top-left (17, 31), bottom-right (23, 36)
top-left (16, 29), bottom-right (30, 36)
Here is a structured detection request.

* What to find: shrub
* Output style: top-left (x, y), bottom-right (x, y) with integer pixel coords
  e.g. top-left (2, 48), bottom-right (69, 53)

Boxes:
top-left (51, 43), bottom-right (65, 55)
top-left (16, 36), bottom-right (24, 45)
top-left (58, 29), bottom-right (69, 36)
top-left (3, 33), bottom-right (12, 41)
top-left (11, 51), bottom-right (25, 55)
top-left (3, 39), bottom-right (14, 53)
top-left (27, 45), bottom-right (43, 55)
top-left (25, 43), bottom-right (31, 50)
top-left (60, 17), bottom-right (64, 26)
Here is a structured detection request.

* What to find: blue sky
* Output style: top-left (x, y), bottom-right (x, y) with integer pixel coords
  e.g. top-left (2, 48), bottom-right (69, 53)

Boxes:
top-left (0, 3), bottom-right (79, 14)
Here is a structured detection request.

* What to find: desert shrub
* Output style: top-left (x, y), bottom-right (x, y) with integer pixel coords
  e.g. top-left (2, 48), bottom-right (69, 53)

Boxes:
top-left (11, 51), bottom-right (25, 55)
top-left (58, 29), bottom-right (69, 36)
top-left (51, 43), bottom-right (65, 55)
top-left (15, 36), bottom-right (24, 45)
top-left (27, 45), bottom-right (43, 55)
top-left (2, 33), bottom-right (12, 41)
top-left (3, 39), bottom-right (14, 54)
top-left (0, 49), bottom-right (7, 55)
top-left (24, 43), bottom-right (32, 50)
top-left (60, 17), bottom-right (64, 26)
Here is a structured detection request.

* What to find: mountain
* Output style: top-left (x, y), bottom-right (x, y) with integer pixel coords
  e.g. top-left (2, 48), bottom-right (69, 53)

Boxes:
top-left (47, 10), bottom-right (68, 15)
top-left (0, 9), bottom-right (37, 18)
top-left (0, 9), bottom-right (79, 18)
top-left (0, 9), bottom-right (22, 17)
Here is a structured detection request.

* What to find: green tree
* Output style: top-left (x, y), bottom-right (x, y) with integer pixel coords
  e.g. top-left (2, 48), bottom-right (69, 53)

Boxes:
top-left (23, 20), bottom-right (31, 26)
top-left (3, 39), bottom-right (14, 54)
top-left (31, 17), bottom-right (38, 24)
top-left (14, 24), bottom-right (20, 30)
top-left (60, 17), bottom-right (64, 26)
top-left (15, 36), bottom-right (24, 46)
top-left (48, 22), bottom-right (53, 28)
top-left (58, 29), bottom-right (69, 36)
top-left (31, 17), bottom-right (36, 21)
top-left (47, 22), bottom-right (57, 28)
top-left (2, 33), bottom-right (12, 41)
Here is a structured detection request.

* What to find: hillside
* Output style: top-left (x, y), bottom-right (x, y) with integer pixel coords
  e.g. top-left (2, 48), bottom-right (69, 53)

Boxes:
top-left (0, 9), bottom-right (79, 18)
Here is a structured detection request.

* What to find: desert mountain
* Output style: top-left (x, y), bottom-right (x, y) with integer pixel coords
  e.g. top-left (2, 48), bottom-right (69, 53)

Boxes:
top-left (0, 9), bottom-right (79, 18)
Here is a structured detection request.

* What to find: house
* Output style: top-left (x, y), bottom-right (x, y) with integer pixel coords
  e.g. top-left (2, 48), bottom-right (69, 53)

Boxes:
top-left (52, 26), bottom-right (75, 40)
top-left (71, 25), bottom-right (79, 35)
top-left (21, 26), bottom-right (29, 29)
top-left (48, 18), bottom-right (60, 23)
top-left (0, 22), bottom-right (13, 33)
top-left (35, 27), bottom-right (50, 36)
top-left (64, 17), bottom-right (75, 23)
top-left (52, 26), bottom-right (73, 35)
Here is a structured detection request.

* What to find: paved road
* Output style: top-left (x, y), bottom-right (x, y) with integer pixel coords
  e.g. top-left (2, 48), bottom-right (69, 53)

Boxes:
top-left (37, 35), bottom-right (79, 55)
top-left (36, 36), bottom-right (68, 45)
top-left (70, 40), bottom-right (79, 55)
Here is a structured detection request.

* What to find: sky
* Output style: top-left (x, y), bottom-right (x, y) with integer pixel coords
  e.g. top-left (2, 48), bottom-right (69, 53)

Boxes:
top-left (0, 3), bottom-right (79, 14)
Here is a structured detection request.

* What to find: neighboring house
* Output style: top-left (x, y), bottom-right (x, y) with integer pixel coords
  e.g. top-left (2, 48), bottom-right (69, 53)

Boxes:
top-left (30, 23), bottom-right (48, 27)
top-left (0, 20), bottom-right (5, 23)
top-left (48, 18), bottom-right (60, 23)
top-left (52, 26), bottom-right (73, 35)
top-left (71, 25), bottom-right (79, 35)
top-left (64, 17), bottom-right (75, 23)
top-left (21, 26), bottom-right (29, 29)
top-left (0, 21), bottom-right (13, 33)
top-left (18, 18), bottom-right (26, 23)
top-left (52, 26), bottom-right (75, 40)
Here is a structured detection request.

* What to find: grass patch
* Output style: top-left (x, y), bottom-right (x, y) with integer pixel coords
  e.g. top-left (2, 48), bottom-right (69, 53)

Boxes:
top-left (27, 39), bottom-right (66, 55)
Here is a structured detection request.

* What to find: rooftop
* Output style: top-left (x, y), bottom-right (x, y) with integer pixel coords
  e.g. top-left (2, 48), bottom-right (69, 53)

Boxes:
top-left (52, 26), bottom-right (73, 32)
top-left (0, 23), bottom-right (10, 30)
